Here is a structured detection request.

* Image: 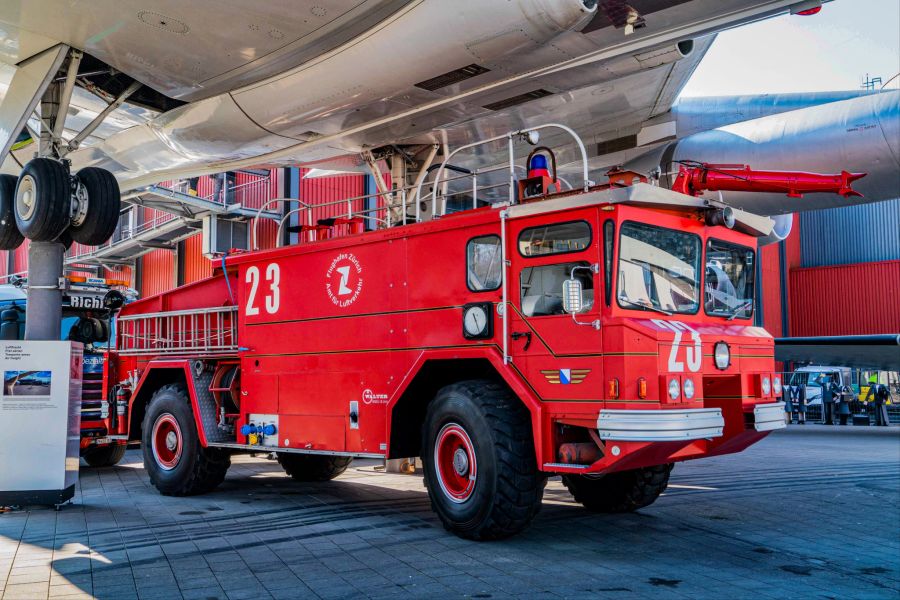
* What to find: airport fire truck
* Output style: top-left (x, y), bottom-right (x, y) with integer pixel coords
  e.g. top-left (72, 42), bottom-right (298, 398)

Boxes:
top-left (102, 125), bottom-right (862, 539)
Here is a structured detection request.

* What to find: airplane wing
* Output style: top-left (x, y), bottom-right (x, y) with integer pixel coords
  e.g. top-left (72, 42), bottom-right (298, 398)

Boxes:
top-left (0, 0), bottom-right (815, 193)
top-left (775, 335), bottom-right (900, 371)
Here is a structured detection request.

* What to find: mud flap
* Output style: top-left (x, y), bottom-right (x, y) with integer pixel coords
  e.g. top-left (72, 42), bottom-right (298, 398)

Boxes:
top-left (188, 368), bottom-right (233, 444)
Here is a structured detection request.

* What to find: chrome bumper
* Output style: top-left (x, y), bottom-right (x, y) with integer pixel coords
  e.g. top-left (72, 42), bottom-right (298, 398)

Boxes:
top-left (596, 408), bottom-right (724, 442)
top-left (753, 402), bottom-right (787, 432)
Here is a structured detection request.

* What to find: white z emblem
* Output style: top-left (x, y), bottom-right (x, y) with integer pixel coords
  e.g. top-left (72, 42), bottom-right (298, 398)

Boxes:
top-left (652, 320), bottom-right (702, 373)
top-left (336, 266), bottom-right (353, 296)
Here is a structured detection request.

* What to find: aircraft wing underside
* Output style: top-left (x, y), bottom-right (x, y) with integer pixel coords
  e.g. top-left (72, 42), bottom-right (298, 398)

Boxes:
top-left (0, 0), bottom-right (817, 193)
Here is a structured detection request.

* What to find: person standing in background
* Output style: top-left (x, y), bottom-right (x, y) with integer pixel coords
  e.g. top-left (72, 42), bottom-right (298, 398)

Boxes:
top-left (796, 383), bottom-right (807, 425)
top-left (837, 383), bottom-right (852, 425)
top-left (784, 384), bottom-right (795, 424)
top-left (865, 379), bottom-right (893, 426)
top-left (820, 374), bottom-right (837, 425)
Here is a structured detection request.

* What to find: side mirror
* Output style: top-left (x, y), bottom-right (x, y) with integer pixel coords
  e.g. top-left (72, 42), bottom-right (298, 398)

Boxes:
top-left (562, 278), bottom-right (584, 314)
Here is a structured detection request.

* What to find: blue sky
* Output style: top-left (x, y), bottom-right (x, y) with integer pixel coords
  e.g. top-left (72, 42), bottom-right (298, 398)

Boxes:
top-left (681, 0), bottom-right (900, 96)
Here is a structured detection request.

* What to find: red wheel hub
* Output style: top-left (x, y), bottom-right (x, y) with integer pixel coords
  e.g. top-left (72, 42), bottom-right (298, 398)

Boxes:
top-left (435, 423), bottom-right (477, 503)
top-left (152, 414), bottom-right (182, 470)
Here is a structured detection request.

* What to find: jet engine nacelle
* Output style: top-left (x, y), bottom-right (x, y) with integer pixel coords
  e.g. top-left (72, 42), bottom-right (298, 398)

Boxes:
top-left (622, 91), bottom-right (900, 219)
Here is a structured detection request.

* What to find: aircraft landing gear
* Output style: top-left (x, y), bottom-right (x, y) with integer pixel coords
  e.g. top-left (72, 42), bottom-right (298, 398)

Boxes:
top-left (13, 159), bottom-right (120, 246)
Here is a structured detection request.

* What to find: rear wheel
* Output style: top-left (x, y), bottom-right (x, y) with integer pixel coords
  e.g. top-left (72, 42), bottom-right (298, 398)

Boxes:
top-left (422, 380), bottom-right (544, 540)
top-left (276, 453), bottom-right (352, 481)
top-left (15, 158), bottom-right (70, 241)
top-left (0, 174), bottom-right (24, 250)
top-left (69, 167), bottom-right (120, 245)
top-left (562, 463), bottom-right (673, 513)
top-left (82, 444), bottom-right (127, 467)
top-left (142, 383), bottom-right (230, 495)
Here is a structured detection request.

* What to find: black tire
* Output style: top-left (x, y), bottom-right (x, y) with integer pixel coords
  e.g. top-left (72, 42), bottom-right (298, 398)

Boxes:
top-left (276, 453), bottom-right (352, 481)
top-left (15, 158), bottom-right (71, 241)
top-left (69, 167), bottom-right (120, 245)
top-left (562, 463), bottom-right (673, 513)
top-left (142, 383), bottom-right (230, 496)
top-left (82, 444), bottom-right (127, 467)
top-left (0, 174), bottom-right (24, 250)
top-left (422, 379), bottom-right (545, 540)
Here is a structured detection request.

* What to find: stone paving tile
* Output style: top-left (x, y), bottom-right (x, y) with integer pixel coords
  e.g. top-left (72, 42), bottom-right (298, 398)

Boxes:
top-left (1, 426), bottom-right (899, 599)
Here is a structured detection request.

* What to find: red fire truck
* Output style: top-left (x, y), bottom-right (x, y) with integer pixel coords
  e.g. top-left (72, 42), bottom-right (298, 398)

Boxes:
top-left (102, 126), bottom-right (861, 539)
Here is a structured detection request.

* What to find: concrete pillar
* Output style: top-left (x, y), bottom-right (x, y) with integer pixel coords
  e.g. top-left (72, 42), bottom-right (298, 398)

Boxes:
top-left (24, 241), bottom-right (64, 341)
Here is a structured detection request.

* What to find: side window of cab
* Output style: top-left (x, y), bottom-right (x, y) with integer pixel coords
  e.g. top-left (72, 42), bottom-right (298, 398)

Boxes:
top-left (466, 235), bottom-right (502, 291)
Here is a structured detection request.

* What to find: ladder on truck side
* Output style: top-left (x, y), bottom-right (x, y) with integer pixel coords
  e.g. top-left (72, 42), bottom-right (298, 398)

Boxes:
top-left (116, 306), bottom-right (238, 356)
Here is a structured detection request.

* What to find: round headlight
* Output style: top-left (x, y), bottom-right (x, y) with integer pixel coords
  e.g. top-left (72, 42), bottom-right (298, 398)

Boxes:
top-left (762, 376), bottom-right (771, 395)
top-left (773, 376), bottom-right (783, 396)
top-left (668, 378), bottom-right (681, 401)
top-left (714, 342), bottom-right (730, 370)
top-left (683, 378), bottom-right (695, 399)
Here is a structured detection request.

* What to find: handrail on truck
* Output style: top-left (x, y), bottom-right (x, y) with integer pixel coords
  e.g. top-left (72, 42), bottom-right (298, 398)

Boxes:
top-left (421, 123), bottom-right (592, 220)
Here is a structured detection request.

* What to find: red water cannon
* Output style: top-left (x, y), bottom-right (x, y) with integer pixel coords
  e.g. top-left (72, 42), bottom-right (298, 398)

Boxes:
top-left (672, 163), bottom-right (866, 199)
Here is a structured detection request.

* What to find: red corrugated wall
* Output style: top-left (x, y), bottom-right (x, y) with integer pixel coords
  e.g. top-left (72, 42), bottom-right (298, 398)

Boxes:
top-left (182, 233), bottom-right (213, 284)
top-left (13, 239), bottom-right (28, 275)
top-left (757, 215), bottom-right (801, 338)
top-left (300, 169), bottom-right (367, 226)
top-left (759, 242), bottom-right (784, 338)
top-left (140, 249), bottom-right (174, 297)
top-left (789, 260), bottom-right (900, 336)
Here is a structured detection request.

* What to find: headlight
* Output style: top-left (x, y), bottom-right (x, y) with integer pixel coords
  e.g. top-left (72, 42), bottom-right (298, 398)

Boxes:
top-left (773, 376), bottom-right (782, 396)
top-left (683, 378), bottom-right (695, 399)
top-left (668, 378), bottom-right (681, 401)
top-left (762, 376), bottom-right (771, 396)
top-left (714, 342), bottom-right (730, 370)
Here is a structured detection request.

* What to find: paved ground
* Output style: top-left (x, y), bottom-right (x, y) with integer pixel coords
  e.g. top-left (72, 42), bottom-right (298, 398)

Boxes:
top-left (1, 425), bottom-right (898, 600)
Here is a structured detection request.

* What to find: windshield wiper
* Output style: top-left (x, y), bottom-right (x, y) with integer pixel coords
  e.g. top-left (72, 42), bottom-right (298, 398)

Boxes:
top-left (619, 298), bottom-right (673, 316)
top-left (725, 300), bottom-right (753, 321)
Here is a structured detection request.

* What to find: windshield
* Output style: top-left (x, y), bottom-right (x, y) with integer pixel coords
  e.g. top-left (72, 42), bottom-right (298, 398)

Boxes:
top-left (617, 222), bottom-right (701, 314)
top-left (705, 239), bottom-right (755, 319)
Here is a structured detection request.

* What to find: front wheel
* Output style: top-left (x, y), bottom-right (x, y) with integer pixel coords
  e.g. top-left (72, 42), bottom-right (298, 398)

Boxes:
top-left (141, 384), bottom-right (230, 495)
top-left (422, 380), bottom-right (545, 540)
top-left (563, 463), bottom-right (673, 513)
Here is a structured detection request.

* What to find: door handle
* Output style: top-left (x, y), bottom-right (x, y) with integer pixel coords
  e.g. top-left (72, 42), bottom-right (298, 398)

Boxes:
top-left (511, 331), bottom-right (532, 351)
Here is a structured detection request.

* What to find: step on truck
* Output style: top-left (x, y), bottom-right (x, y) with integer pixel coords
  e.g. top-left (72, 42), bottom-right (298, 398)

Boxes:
top-left (104, 125), bottom-right (861, 539)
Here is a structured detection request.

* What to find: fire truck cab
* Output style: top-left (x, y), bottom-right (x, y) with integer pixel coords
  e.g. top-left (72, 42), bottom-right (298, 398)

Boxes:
top-left (108, 125), bottom-right (799, 539)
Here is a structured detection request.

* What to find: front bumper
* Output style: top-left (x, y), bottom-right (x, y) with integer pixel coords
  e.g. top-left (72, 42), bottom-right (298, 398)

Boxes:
top-left (596, 408), bottom-right (724, 442)
top-left (752, 402), bottom-right (787, 432)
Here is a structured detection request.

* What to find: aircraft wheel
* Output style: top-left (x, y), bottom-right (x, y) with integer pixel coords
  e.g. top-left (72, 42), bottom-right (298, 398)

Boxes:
top-left (142, 383), bottom-right (230, 496)
top-left (422, 380), bottom-right (545, 540)
top-left (69, 167), bottom-right (120, 245)
top-left (562, 463), bottom-right (673, 513)
top-left (276, 453), bottom-right (352, 481)
top-left (0, 175), bottom-right (24, 250)
top-left (15, 158), bottom-right (71, 241)
top-left (82, 444), bottom-right (127, 467)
